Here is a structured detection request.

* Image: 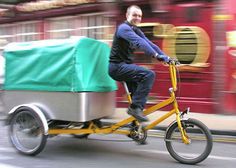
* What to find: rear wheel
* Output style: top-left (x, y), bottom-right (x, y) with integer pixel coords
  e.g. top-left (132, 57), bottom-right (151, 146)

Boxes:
top-left (9, 109), bottom-right (47, 156)
top-left (165, 118), bottom-right (213, 164)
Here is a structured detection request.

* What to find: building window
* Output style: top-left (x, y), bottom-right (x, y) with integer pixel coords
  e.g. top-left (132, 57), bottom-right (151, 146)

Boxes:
top-left (45, 13), bottom-right (115, 43)
top-left (15, 21), bottom-right (41, 42)
top-left (0, 24), bottom-right (15, 43)
top-left (0, 21), bottom-right (41, 43)
top-left (45, 16), bottom-right (76, 39)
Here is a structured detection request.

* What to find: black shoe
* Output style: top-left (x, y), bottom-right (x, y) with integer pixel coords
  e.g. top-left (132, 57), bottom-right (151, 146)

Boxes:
top-left (127, 107), bottom-right (149, 122)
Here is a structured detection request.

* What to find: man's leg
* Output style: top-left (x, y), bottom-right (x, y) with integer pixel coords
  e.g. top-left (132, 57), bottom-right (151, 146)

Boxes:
top-left (131, 68), bottom-right (155, 110)
top-left (126, 81), bottom-right (137, 98)
top-left (109, 63), bottom-right (155, 121)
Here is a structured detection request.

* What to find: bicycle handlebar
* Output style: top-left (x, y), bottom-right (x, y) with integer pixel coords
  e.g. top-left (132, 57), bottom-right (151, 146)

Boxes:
top-left (168, 58), bottom-right (180, 65)
top-left (162, 58), bottom-right (180, 66)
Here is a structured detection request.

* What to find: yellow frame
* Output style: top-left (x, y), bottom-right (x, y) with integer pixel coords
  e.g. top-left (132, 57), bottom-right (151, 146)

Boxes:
top-left (48, 64), bottom-right (190, 144)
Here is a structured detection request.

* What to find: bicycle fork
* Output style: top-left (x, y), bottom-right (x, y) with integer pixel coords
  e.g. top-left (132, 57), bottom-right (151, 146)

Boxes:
top-left (171, 90), bottom-right (191, 144)
top-left (176, 113), bottom-right (191, 144)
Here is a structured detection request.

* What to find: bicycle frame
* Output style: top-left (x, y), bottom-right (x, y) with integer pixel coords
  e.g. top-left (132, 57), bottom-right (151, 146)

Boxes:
top-left (48, 63), bottom-right (190, 144)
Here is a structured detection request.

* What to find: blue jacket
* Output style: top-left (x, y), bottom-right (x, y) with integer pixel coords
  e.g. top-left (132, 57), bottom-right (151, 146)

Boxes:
top-left (109, 21), bottom-right (165, 64)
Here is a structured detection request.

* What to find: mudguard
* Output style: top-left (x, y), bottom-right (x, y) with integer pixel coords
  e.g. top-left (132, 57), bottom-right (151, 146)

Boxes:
top-left (6, 104), bottom-right (49, 135)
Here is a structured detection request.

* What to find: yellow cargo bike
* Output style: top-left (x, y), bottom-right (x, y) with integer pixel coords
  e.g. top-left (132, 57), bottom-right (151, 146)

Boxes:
top-left (2, 37), bottom-right (212, 165)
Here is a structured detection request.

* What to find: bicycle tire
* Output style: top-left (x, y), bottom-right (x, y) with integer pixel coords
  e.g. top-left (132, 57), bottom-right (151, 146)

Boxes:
top-left (9, 108), bottom-right (48, 156)
top-left (165, 118), bottom-right (213, 164)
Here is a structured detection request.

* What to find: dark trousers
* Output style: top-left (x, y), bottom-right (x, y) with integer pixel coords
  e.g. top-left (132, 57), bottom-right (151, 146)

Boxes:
top-left (109, 62), bottom-right (155, 109)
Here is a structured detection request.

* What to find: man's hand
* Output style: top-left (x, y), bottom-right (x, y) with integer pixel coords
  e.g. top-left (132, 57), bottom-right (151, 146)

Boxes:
top-left (168, 57), bottom-right (180, 65)
top-left (156, 54), bottom-right (180, 64)
top-left (156, 54), bottom-right (170, 63)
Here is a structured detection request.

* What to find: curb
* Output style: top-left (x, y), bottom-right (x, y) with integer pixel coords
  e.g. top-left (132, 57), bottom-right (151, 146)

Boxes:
top-left (1, 113), bottom-right (235, 137)
top-left (152, 125), bottom-right (236, 137)
top-left (210, 129), bottom-right (236, 137)
top-left (101, 121), bottom-right (236, 137)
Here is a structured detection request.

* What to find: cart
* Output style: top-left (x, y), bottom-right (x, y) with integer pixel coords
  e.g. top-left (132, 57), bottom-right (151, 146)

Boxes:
top-left (2, 37), bottom-right (116, 150)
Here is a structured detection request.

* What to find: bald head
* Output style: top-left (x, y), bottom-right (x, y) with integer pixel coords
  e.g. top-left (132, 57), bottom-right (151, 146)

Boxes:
top-left (126, 5), bottom-right (142, 26)
top-left (126, 5), bottom-right (141, 15)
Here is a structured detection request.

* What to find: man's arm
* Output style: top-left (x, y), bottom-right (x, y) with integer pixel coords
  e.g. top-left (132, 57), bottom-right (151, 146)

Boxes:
top-left (135, 28), bottom-right (170, 62)
top-left (144, 37), bottom-right (165, 55)
top-left (117, 24), bottom-right (157, 57)
top-left (134, 28), bottom-right (165, 55)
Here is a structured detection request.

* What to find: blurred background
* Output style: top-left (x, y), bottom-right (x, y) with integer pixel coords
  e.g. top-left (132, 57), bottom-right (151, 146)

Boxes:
top-left (0, 0), bottom-right (235, 114)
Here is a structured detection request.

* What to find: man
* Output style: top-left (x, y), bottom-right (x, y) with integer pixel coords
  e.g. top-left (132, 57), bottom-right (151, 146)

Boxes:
top-left (108, 5), bottom-right (171, 122)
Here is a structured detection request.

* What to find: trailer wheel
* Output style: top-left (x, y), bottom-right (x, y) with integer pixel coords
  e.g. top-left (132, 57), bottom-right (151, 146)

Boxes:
top-left (9, 108), bottom-right (48, 156)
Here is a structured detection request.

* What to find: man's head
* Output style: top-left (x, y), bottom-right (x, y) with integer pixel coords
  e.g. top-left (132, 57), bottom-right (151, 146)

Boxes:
top-left (126, 5), bottom-right (142, 26)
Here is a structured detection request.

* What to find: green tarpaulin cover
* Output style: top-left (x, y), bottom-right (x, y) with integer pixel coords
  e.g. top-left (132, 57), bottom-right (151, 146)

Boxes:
top-left (3, 37), bottom-right (117, 92)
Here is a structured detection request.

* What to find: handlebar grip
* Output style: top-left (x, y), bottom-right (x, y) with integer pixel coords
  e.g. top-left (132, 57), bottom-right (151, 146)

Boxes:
top-left (168, 59), bottom-right (180, 65)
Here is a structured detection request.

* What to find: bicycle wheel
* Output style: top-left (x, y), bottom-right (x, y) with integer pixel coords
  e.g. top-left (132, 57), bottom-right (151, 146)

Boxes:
top-left (165, 118), bottom-right (213, 164)
top-left (9, 109), bottom-right (48, 156)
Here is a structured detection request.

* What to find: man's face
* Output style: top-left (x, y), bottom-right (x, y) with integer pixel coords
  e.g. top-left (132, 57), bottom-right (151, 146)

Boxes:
top-left (126, 7), bottom-right (142, 26)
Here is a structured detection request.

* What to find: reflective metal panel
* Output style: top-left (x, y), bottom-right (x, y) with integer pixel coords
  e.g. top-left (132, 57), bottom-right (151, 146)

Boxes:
top-left (2, 91), bottom-right (115, 122)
